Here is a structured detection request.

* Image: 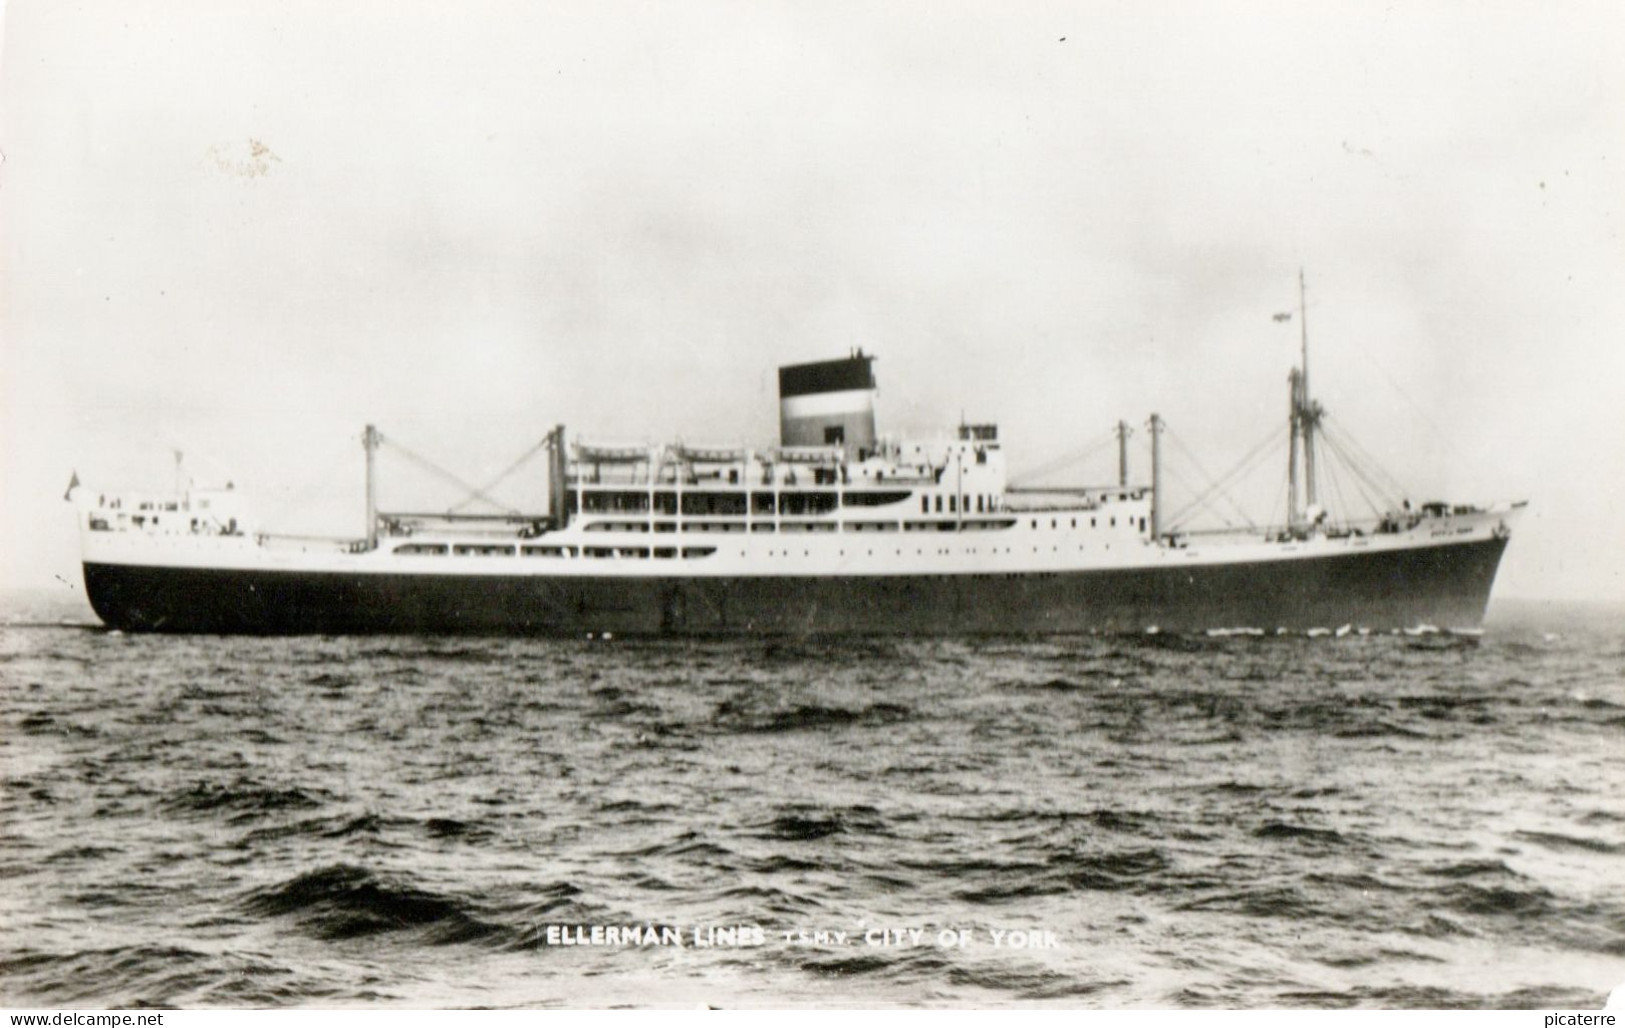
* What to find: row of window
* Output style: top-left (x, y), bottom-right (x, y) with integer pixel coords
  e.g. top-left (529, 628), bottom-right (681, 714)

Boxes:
top-left (579, 518), bottom-right (1021, 534)
top-left (1029, 515), bottom-right (1146, 532)
top-left (391, 539), bottom-right (1149, 563)
top-left (393, 543), bottom-right (718, 560)
top-left (390, 516), bottom-right (1140, 560)
top-left (922, 494), bottom-right (999, 515)
top-left (572, 514), bottom-right (1142, 533)
top-left (750, 544), bottom-right (1121, 559)
top-left (574, 490), bottom-right (914, 516)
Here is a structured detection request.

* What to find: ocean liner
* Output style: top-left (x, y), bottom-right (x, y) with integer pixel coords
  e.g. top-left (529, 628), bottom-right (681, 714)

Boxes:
top-left (73, 300), bottom-right (1521, 635)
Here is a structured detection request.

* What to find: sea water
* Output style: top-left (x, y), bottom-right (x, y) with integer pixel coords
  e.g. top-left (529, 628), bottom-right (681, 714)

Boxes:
top-left (2, 595), bottom-right (1621, 1008)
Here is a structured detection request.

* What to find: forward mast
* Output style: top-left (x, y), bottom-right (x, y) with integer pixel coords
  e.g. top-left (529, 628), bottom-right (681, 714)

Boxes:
top-left (1286, 269), bottom-right (1326, 535)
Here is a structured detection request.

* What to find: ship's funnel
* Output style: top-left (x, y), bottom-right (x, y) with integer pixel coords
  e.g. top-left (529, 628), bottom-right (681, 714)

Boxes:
top-left (778, 351), bottom-right (877, 457)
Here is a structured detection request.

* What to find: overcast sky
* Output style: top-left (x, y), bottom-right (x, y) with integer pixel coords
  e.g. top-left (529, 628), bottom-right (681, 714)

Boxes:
top-left (3, 0), bottom-right (1622, 603)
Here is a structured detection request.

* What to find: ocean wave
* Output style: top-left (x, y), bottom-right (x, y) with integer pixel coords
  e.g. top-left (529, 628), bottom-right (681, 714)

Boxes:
top-left (18, 712), bottom-right (57, 734)
top-left (894, 855), bottom-right (1050, 879)
top-left (952, 879), bottom-right (1068, 904)
top-left (1054, 847), bottom-right (1172, 888)
top-left (1177, 886), bottom-right (1328, 920)
top-left (758, 813), bottom-right (847, 842)
top-left (1439, 882), bottom-right (1558, 918)
top-left (609, 829), bottom-right (740, 864)
top-left (1275, 984), bottom-right (1607, 1009)
top-left (713, 699), bottom-right (912, 733)
top-left (1254, 822), bottom-right (1348, 846)
top-left (0, 944), bottom-right (323, 1007)
top-left (424, 816), bottom-right (496, 842)
top-left (1421, 859), bottom-right (1527, 880)
top-left (162, 777), bottom-right (332, 820)
top-left (41, 845), bottom-right (123, 864)
top-left (241, 864), bottom-right (501, 944)
top-left (1512, 829), bottom-right (1623, 855)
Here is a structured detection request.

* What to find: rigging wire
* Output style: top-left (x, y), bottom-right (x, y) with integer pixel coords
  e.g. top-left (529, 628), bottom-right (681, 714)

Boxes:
top-left (1160, 463), bottom-right (1241, 529)
top-left (1162, 427), bottom-right (1261, 531)
top-left (448, 436), bottom-right (555, 514)
top-left (1320, 429), bottom-right (1394, 519)
top-left (1321, 416), bottom-right (1411, 503)
top-left (1318, 420), bottom-right (1392, 502)
top-left (1268, 464), bottom-right (1290, 536)
top-left (1318, 442), bottom-right (1358, 528)
top-left (1322, 430), bottom-right (1399, 513)
top-left (1008, 430), bottom-right (1119, 488)
top-left (1165, 424), bottom-right (1286, 532)
top-left (1360, 352), bottom-right (1472, 466)
top-left (380, 438), bottom-right (523, 515)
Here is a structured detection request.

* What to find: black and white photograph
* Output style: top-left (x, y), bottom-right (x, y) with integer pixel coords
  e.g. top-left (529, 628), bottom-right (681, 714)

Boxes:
top-left (2, 0), bottom-right (1622, 1011)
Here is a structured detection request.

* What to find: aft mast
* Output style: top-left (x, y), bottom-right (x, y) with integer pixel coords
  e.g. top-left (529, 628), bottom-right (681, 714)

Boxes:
top-left (1148, 413), bottom-right (1163, 541)
top-left (363, 424), bottom-right (380, 550)
top-left (1115, 419), bottom-right (1132, 488)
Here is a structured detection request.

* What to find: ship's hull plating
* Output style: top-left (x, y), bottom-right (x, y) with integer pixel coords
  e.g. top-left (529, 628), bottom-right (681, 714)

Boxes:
top-left (84, 536), bottom-right (1508, 635)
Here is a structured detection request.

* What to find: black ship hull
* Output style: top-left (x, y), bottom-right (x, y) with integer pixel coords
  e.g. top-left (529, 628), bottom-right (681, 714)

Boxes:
top-left (84, 536), bottom-right (1508, 635)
